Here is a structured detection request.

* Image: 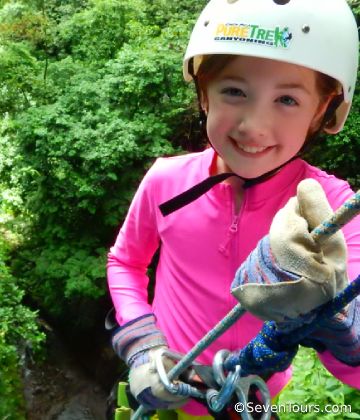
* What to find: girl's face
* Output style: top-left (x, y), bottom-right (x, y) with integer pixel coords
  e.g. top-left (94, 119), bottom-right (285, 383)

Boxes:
top-left (203, 56), bottom-right (330, 178)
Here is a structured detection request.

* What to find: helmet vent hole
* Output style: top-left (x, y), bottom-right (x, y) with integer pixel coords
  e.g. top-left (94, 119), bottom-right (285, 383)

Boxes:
top-left (204, 20), bottom-right (210, 27)
top-left (302, 25), bottom-right (310, 34)
top-left (273, 0), bottom-right (290, 4)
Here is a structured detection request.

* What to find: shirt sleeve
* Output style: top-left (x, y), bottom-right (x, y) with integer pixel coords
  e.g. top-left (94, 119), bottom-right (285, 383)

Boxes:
top-left (318, 180), bottom-right (360, 388)
top-left (107, 162), bottom-right (161, 326)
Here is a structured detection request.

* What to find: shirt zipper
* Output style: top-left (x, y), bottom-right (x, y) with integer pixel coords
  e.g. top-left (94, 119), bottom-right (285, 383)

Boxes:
top-left (218, 214), bottom-right (239, 256)
top-left (218, 187), bottom-right (247, 351)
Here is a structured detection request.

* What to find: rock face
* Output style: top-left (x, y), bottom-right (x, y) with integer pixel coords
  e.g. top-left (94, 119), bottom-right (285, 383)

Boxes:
top-left (22, 325), bottom-right (115, 420)
top-left (24, 362), bottom-right (108, 420)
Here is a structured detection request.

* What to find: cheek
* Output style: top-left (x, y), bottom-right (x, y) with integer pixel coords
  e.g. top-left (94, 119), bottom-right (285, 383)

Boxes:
top-left (208, 102), bottom-right (237, 126)
top-left (206, 117), bottom-right (221, 142)
top-left (275, 117), bottom-right (311, 150)
top-left (303, 98), bottom-right (324, 127)
top-left (206, 108), bottom-right (228, 134)
top-left (283, 110), bottom-right (317, 135)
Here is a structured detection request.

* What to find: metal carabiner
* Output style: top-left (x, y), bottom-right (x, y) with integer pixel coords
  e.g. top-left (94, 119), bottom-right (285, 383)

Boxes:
top-left (156, 348), bottom-right (272, 420)
top-left (205, 349), bottom-right (240, 412)
top-left (206, 365), bottom-right (241, 412)
top-left (234, 374), bottom-right (272, 420)
top-left (212, 349), bottom-right (272, 420)
top-left (155, 348), bottom-right (205, 399)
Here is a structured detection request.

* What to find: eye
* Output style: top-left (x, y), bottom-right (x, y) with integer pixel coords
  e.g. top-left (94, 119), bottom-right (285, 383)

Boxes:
top-left (221, 87), bottom-right (246, 97)
top-left (278, 95), bottom-right (298, 106)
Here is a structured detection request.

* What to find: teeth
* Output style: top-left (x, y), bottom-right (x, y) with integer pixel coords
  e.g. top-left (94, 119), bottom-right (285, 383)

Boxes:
top-left (236, 144), bottom-right (267, 154)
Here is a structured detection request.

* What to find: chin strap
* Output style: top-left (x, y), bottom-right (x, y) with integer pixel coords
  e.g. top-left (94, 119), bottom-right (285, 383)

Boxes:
top-left (159, 155), bottom-right (299, 217)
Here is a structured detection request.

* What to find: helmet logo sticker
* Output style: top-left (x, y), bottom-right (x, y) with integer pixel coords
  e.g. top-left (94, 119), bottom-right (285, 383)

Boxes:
top-left (214, 23), bottom-right (293, 48)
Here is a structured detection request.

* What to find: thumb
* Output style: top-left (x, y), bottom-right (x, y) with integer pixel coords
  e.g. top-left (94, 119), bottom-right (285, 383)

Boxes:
top-left (297, 179), bottom-right (333, 231)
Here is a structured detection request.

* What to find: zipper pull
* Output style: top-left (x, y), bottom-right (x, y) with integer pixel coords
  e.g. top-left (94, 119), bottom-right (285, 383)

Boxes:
top-left (219, 216), bottom-right (239, 256)
top-left (229, 215), bottom-right (239, 233)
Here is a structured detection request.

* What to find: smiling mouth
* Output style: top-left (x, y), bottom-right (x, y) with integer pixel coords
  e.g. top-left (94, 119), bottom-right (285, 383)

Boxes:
top-left (236, 144), bottom-right (267, 153)
top-left (231, 139), bottom-right (271, 155)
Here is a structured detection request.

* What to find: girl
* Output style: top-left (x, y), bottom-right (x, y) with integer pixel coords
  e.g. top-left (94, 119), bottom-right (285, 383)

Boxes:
top-left (107, 0), bottom-right (360, 418)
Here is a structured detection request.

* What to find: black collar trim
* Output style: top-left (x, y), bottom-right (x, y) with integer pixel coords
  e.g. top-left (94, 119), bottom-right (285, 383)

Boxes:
top-left (159, 155), bottom-right (299, 216)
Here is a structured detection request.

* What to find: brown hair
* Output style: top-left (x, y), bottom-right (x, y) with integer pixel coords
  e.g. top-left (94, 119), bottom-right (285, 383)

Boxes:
top-left (196, 54), bottom-right (237, 106)
top-left (315, 72), bottom-right (339, 131)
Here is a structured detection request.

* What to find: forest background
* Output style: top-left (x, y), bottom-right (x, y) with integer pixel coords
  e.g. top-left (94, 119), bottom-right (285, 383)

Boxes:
top-left (0, 0), bottom-right (360, 418)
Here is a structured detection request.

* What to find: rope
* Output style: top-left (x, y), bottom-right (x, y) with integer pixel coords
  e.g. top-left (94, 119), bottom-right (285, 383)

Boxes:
top-left (225, 274), bottom-right (360, 375)
top-left (311, 191), bottom-right (360, 244)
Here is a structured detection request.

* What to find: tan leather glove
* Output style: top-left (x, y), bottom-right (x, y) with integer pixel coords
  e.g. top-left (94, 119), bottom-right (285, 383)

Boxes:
top-left (112, 314), bottom-right (188, 409)
top-left (231, 179), bottom-right (348, 322)
top-left (129, 347), bottom-right (188, 410)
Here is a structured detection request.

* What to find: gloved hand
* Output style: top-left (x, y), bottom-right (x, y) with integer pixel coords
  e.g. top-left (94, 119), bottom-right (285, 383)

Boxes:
top-left (299, 298), bottom-right (360, 366)
top-left (112, 313), bottom-right (188, 410)
top-left (224, 298), bottom-right (360, 373)
top-left (224, 321), bottom-right (299, 376)
top-left (231, 179), bottom-right (348, 323)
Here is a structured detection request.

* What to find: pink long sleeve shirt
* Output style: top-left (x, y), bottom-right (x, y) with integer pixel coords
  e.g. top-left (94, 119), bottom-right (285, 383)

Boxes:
top-left (107, 148), bottom-right (360, 415)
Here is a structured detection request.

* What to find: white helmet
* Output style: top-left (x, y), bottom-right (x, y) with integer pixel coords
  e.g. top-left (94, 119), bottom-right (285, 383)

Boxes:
top-left (184, 0), bottom-right (359, 133)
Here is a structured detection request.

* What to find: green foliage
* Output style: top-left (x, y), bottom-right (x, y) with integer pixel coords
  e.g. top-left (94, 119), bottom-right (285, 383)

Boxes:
top-left (0, 42), bottom-right (43, 114)
top-left (348, 0), bottom-right (360, 18)
top-left (278, 347), bottom-right (360, 419)
top-left (55, 0), bottom-right (143, 62)
top-left (0, 0), bottom-right (205, 324)
top-left (0, 236), bottom-right (45, 419)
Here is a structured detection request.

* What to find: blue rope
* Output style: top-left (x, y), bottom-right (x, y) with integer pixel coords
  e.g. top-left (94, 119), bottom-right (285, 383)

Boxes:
top-left (225, 274), bottom-right (360, 376)
top-left (312, 191), bottom-right (360, 243)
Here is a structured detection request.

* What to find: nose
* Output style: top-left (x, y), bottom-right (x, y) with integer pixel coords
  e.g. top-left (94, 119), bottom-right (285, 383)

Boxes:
top-left (236, 102), bottom-right (270, 141)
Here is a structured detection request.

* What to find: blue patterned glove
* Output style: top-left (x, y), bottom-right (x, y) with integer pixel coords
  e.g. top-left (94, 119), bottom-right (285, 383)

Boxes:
top-left (224, 321), bottom-right (298, 376)
top-left (299, 298), bottom-right (360, 366)
top-left (224, 297), bottom-right (360, 376)
top-left (112, 313), bottom-right (188, 409)
top-left (278, 277), bottom-right (360, 366)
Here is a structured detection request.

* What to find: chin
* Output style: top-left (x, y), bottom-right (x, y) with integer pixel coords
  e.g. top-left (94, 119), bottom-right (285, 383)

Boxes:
top-left (232, 167), bottom-right (273, 180)
top-left (230, 158), bottom-right (288, 180)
